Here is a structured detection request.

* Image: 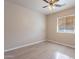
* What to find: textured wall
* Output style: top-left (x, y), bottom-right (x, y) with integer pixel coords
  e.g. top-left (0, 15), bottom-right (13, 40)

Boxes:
top-left (5, 1), bottom-right (46, 50)
top-left (47, 7), bottom-right (75, 48)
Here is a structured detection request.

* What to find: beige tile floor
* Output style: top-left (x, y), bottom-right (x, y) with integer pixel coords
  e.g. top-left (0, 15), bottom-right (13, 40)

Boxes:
top-left (5, 41), bottom-right (75, 59)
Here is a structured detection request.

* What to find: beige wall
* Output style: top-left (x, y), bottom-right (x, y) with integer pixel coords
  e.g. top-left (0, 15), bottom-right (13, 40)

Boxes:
top-left (47, 7), bottom-right (75, 48)
top-left (5, 1), bottom-right (46, 51)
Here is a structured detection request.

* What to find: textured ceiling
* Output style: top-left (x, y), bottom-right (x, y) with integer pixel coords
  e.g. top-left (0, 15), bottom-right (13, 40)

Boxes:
top-left (6, 0), bottom-right (75, 15)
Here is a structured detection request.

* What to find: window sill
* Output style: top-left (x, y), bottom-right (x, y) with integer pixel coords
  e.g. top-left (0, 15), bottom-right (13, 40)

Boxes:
top-left (57, 31), bottom-right (75, 34)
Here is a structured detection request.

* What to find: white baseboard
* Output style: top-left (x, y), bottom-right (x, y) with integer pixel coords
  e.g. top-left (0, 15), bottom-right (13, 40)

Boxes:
top-left (47, 40), bottom-right (75, 48)
top-left (5, 40), bottom-right (45, 52)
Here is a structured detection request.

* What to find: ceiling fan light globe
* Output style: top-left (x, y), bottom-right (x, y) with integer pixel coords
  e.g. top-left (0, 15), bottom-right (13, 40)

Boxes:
top-left (53, 6), bottom-right (55, 9)
top-left (48, 5), bottom-right (52, 10)
top-left (48, 5), bottom-right (53, 12)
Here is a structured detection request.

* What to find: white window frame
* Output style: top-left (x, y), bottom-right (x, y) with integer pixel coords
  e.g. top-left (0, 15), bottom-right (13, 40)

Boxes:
top-left (57, 15), bottom-right (75, 33)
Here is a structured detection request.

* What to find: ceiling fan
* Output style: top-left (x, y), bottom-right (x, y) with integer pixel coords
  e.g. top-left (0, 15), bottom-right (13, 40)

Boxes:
top-left (43, 0), bottom-right (65, 8)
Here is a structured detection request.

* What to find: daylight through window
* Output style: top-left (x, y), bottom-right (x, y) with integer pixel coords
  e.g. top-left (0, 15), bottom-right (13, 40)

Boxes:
top-left (57, 15), bottom-right (75, 33)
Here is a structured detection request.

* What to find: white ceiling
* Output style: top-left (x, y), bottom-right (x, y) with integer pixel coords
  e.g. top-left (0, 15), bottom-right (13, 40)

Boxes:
top-left (6, 0), bottom-right (75, 15)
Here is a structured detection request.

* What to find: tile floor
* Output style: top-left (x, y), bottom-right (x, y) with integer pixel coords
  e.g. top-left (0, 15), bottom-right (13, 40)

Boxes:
top-left (5, 42), bottom-right (75, 59)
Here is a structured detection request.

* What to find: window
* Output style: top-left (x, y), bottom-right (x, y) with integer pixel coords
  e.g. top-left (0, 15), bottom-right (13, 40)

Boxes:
top-left (57, 15), bottom-right (75, 33)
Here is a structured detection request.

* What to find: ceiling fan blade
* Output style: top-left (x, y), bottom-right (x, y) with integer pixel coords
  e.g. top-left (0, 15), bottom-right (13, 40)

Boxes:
top-left (43, 6), bottom-right (48, 8)
top-left (54, 4), bottom-right (65, 7)
top-left (43, 0), bottom-right (49, 3)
